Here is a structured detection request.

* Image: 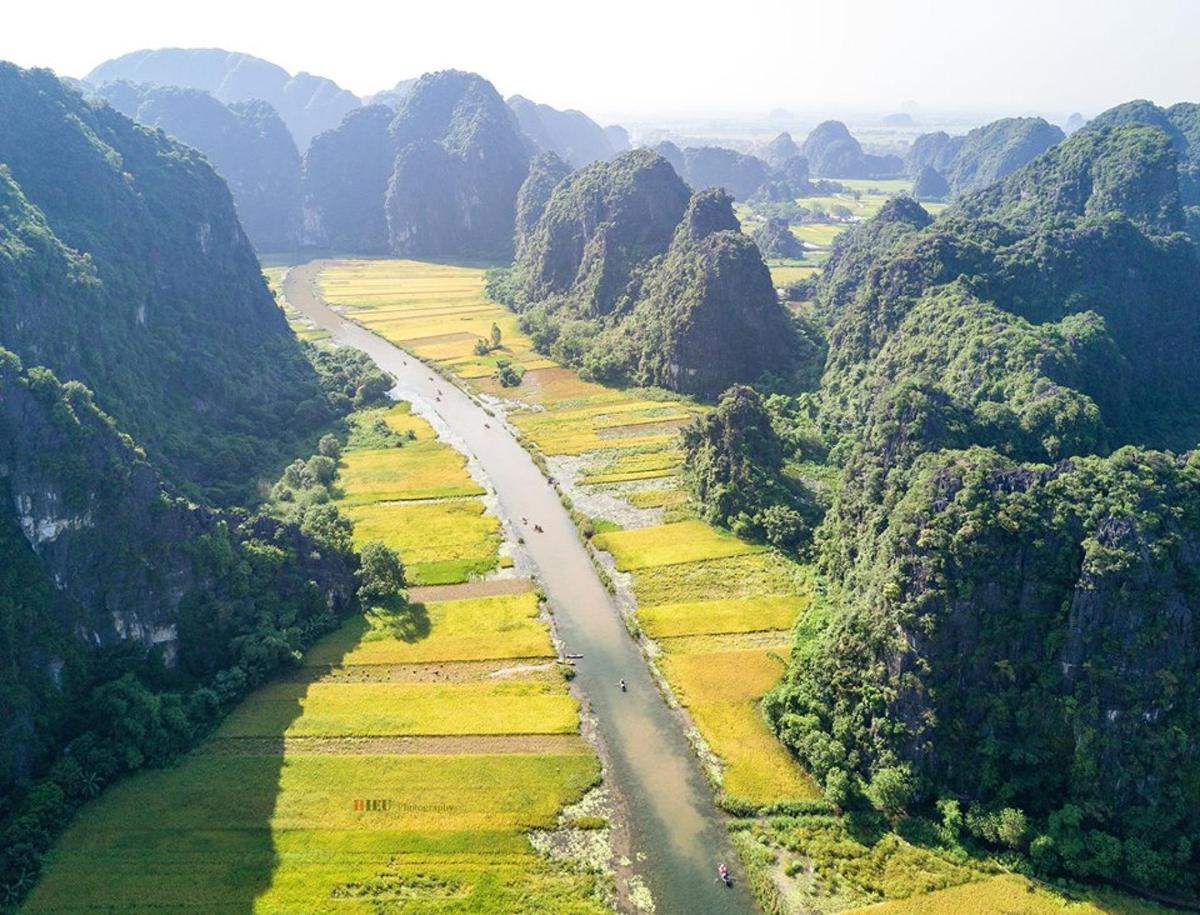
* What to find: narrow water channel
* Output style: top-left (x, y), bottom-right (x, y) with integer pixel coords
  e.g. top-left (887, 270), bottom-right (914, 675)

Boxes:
top-left (283, 260), bottom-right (761, 915)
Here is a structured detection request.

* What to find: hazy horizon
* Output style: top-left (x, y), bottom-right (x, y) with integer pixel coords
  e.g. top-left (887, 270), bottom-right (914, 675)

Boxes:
top-left (4, 0), bottom-right (1200, 125)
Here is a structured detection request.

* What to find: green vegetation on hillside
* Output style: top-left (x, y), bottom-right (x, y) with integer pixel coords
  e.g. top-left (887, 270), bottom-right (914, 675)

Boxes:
top-left (750, 119), bottom-right (1200, 901)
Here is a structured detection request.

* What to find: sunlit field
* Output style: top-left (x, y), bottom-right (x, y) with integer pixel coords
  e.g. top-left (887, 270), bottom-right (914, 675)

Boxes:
top-left (28, 367), bottom-right (608, 912)
top-left (298, 257), bottom-right (1182, 915)
top-left (592, 519), bottom-right (763, 570)
top-left (306, 589), bottom-right (553, 665)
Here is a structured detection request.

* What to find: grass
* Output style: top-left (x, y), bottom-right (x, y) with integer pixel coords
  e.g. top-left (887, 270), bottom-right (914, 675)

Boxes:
top-left (306, 590), bottom-right (552, 665)
top-left (336, 441), bottom-right (482, 503)
top-left (346, 499), bottom-right (500, 585)
top-left (638, 595), bottom-right (805, 638)
top-left (218, 680), bottom-right (579, 737)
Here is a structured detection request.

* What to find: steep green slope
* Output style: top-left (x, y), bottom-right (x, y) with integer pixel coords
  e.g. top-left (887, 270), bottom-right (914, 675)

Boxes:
top-left (759, 121), bottom-right (1200, 899)
top-left (97, 82), bottom-right (302, 250)
top-left (653, 142), bottom-right (773, 200)
top-left (514, 150), bottom-right (571, 258)
top-left (0, 64), bottom-right (372, 906)
top-left (803, 120), bottom-right (903, 178)
top-left (509, 153), bottom-right (812, 396)
top-left (0, 351), bottom-right (357, 900)
top-left (942, 116), bottom-right (1065, 195)
top-left (516, 149), bottom-right (691, 317)
top-left (0, 65), bottom-right (330, 503)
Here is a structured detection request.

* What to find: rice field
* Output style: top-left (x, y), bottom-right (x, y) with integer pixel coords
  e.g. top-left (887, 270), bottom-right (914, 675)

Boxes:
top-left (307, 259), bottom-right (1168, 915)
top-left (769, 264), bottom-right (821, 287)
top-left (306, 589), bottom-right (553, 665)
top-left (638, 595), bottom-right (806, 638)
top-left (789, 222), bottom-right (846, 247)
top-left (346, 499), bottom-right (500, 585)
top-left (29, 375), bottom-right (608, 912)
top-left (592, 520), bottom-right (762, 570)
top-left (218, 680), bottom-right (579, 738)
top-left (315, 258), bottom-right (818, 818)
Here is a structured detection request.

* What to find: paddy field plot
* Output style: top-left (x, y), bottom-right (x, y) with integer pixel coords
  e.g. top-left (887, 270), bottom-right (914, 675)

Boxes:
top-left (336, 441), bottom-right (482, 503)
top-left (769, 263), bottom-right (821, 287)
top-left (592, 519), bottom-right (762, 570)
top-left (306, 589), bottom-right (552, 665)
top-left (790, 221), bottom-right (847, 247)
top-left (638, 594), bottom-right (805, 638)
top-left (659, 646), bottom-right (820, 804)
top-left (346, 498), bottom-right (500, 585)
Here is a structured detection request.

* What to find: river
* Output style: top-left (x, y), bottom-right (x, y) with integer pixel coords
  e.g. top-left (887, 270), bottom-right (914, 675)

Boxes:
top-left (282, 260), bottom-right (761, 915)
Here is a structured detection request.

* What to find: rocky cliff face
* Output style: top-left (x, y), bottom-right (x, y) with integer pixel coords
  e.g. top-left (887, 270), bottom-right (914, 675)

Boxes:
top-left (0, 351), bottom-right (356, 789)
top-left (97, 82), bottom-right (302, 250)
top-left (513, 162), bottom-right (808, 396)
top-left (803, 120), bottom-right (903, 178)
top-left (942, 116), bottom-right (1065, 195)
top-left (302, 71), bottom-right (532, 259)
top-left (0, 64), bottom-right (358, 798)
top-left (301, 104), bottom-right (396, 252)
top-left (514, 150), bottom-right (571, 258)
top-left (767, 116), bottom-right (1200, 896)
top-left (653, 143), bottom-right (773, 200)
top-left (385, 71), bottom-right (532, 258)
top-left (517, 149), bottom-right (692, 316)
top-left (617, 189), bottom-right (800, 396)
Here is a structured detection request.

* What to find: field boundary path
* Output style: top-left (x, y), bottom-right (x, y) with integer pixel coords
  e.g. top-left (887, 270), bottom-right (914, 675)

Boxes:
top-left (284, 260), bottom-right (760, 915)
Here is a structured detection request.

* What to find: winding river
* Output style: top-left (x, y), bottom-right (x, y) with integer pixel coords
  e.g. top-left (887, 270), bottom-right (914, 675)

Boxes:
top-left (283, 260), bottom-right (760, 915)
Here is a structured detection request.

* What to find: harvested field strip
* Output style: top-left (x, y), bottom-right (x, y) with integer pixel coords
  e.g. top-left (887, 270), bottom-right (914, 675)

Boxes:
top-left (36, 753), bottom-right (601, 839)
top-left (639, 595), bottom-right (806, 638)
top-left (660, 647), bottom-right (789, 704)
top-left (201, 734), bottom-right (590, 756)
top-left (593, 520), bottom-right (762, 570)
top-left (304, 591), bottom-right (554, 666)
top-left (217, 680), bottom-right (580, 738)
top-left (408, 578), bottom-right (533, 602)
top-left (286, 659), bottom-right (559, 685)
top-left (657, 630), bottom-right (794, 654)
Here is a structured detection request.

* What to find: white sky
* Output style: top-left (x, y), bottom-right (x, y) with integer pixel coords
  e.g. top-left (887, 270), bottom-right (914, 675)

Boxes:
top-left (3, 0), bottom-right (1199, 123)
